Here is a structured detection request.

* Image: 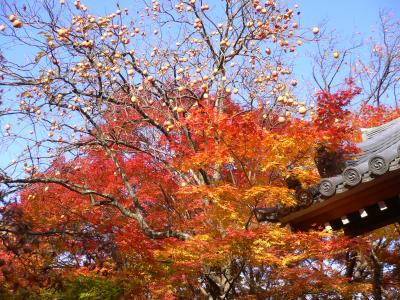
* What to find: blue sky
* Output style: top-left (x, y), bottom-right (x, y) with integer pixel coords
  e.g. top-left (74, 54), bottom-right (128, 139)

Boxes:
top-left (3, 0), bottom-right (400, 93)
top-left (85, 0), bottom-right (400, 99)
top-left (292, 0), bottom-right (400, 96)
top-left (297, 0), bottom-right (400, 33)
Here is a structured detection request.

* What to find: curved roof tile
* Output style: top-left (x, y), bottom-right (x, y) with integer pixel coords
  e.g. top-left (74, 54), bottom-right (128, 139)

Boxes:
top-left (319, 117), bottom-right (400, 197)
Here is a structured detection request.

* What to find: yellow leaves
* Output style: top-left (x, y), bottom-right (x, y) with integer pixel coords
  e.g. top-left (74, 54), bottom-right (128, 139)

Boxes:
top-left (200, 184), bottom-right (245, 225)
top-left (178, 184), bottom-right (247, 227)
top-left (257, 129), bottom-right (320, 184)
top-left (260, 135), bottom-right (300, 171)
top-left (252, 226), bottom-right (291, 265)
top-left (244, 185), bottom-right (296, 207)
top-left (159, 226), bottom-right (338, 280)
top-left (178, 181), bottom-right (298, 236)
top-left (288, 168), bottom-right (320, 187)
top-left (194, 234), bottom-right (211, 241)
top-left (253, 238), bottom-right (272, 250)
top-left (253, 251), bottom-right (281, 266)
top-left (280, 253), bottom-right (308, 267)
top-left (156, 236), bottom-right (231, 271)
top-left (244, 186), bottom-right (269, 202)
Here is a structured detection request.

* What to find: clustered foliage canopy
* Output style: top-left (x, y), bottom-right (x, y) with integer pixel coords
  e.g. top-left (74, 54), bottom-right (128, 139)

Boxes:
top-left (0, 0), bottom-right (399, 299)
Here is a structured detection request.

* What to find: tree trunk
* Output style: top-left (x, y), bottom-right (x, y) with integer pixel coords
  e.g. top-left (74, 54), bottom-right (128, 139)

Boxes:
top-left (370, 250), bottom-right (383, 300)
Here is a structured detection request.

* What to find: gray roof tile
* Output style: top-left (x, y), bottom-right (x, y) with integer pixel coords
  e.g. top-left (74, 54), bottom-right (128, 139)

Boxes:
top-left (319, 117), bottom-right (400, 197)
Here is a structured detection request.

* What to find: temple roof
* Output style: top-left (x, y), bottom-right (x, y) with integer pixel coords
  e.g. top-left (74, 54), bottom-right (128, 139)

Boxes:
top-left (319, 117), bottom-right (400, 198)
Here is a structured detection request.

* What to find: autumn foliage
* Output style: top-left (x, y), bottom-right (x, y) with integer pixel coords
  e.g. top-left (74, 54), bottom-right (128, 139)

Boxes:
top-left (1, 84), bottom-right (399, 298)
top-left (0, 0), bottom-right (399, 299)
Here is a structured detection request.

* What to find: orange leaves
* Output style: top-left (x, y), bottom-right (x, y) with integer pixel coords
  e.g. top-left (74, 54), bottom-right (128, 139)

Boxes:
top-left (158, 228), bottom-right (257, 273)
top-left (244, 185), bottom-right (295, 208)
top-left (2, 0), bottom-right (400, 297)
top-left (180, 184), bottom-right (246, 227)
top-left (8, 80), bottom-right (381, 296)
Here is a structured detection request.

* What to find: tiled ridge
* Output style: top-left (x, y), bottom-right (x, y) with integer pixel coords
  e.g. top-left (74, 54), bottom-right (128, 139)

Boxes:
top-left (319, 118), bottom-right (400, 197)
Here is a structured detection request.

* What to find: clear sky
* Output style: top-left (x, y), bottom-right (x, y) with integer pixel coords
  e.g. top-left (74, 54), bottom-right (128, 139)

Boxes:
top-left (295, 0), bottom-right (400, 33)
top-left (291, 0), bottom-right (400, 98)
top-left (83, 0), bottom-right (400, 100)
top-left (2, 0), bottom-right (400, 91)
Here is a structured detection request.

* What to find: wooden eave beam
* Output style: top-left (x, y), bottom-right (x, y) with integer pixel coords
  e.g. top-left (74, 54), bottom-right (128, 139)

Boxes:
top-left (280, 168), bottom-right (400, 230)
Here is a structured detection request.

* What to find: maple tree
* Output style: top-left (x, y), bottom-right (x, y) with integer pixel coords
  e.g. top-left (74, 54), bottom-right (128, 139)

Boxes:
top-left (0, 0), bottom-right (399, 299)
